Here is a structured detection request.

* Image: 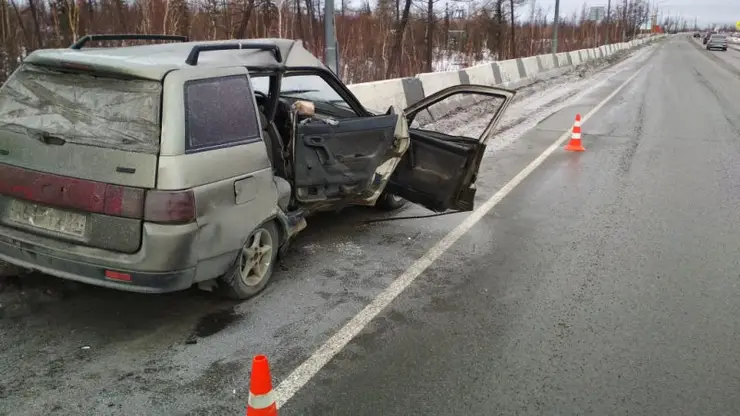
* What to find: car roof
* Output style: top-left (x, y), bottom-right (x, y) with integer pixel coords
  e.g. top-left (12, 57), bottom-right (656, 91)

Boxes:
top-left (23, 38), bottom-right (328, 81)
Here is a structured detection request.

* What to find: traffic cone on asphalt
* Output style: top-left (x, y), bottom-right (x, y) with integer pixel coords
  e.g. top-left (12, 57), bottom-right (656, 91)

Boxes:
top-left (564, 114), bottom-right (586, 152)
top-left (246, 355), bottom-right (278, 416)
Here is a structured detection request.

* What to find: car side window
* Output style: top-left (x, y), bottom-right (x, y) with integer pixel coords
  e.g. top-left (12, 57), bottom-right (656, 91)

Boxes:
top-left (184, 75), bottom-right (261, 152)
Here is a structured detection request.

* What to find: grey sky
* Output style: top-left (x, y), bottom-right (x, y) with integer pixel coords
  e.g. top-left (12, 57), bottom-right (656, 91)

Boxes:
top-left (534, 0), bottom-right (740, 27)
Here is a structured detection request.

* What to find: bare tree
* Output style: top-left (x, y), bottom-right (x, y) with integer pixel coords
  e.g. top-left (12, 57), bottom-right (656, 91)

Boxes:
top-left (0, 0), bottom-right (646, 84)
top-left (385, 0), bottom-right (411, 78)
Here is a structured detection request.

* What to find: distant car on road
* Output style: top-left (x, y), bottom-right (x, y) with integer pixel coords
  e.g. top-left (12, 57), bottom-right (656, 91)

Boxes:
top-left (706, 34), bottom-right (728, 51)
top-left (693, 32), bottom-right (701, 38)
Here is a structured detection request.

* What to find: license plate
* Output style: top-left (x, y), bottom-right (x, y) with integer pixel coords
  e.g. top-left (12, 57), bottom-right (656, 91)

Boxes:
top-left (7, 200), bottom-right (87, 237)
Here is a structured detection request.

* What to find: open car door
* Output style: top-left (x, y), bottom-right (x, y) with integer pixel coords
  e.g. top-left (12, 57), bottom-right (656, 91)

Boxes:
top-left (292, 106), bottom-right (409, 205)
top-left (383, 84), bottom-right (515, 212)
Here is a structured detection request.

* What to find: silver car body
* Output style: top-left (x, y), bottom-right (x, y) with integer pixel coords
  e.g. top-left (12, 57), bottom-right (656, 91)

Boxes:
top-left (0, 38), bottom-right (515, 296)
top-left (707, 34), bottom-right (728, 50)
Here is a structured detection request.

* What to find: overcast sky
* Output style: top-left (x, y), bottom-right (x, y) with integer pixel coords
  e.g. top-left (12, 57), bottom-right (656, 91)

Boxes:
top-left (528, 0), bottom-right (739, 27)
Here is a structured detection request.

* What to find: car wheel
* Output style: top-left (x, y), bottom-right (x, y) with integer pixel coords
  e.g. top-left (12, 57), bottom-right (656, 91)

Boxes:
top-left (374, 191), bottom-right (406, 211)
top-left (218, 221), bottom-right (280, 300)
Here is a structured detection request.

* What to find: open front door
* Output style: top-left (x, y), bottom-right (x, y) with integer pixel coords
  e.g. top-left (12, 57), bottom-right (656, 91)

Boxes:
top-left (383, 84), bottom-right (515, 212)
top-left (293, 112), bottom-right (409, 204)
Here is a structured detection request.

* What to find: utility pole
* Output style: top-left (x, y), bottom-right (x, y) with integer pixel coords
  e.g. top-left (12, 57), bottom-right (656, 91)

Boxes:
top-left (324, 0), bottom-right (339, 75)
top-left (552, 0), bottom-right (560, 54)
top-left (605, 0), bottom-right (612, 44)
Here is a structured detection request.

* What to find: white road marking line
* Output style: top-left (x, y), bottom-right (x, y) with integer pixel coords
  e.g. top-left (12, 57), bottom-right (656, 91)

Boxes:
top-left (274, 65), bottom-right (647, 409)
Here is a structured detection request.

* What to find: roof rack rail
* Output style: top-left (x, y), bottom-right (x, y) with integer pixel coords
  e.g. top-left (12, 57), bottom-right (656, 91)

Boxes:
top-left (70, 34), bottom-right (189, 50)
top-left (185, 42), bottom-right (282, 66)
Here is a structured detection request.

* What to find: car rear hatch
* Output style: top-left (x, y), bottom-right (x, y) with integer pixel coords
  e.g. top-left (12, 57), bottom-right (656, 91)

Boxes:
top-left (0, 62), bottom-right (163, 253)
top-left (710, 36), bottom-right (727, 46)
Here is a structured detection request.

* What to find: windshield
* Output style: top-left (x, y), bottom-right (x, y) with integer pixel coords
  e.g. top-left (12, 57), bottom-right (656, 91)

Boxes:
top-left (0, 63), bottom-right (162, 154)
top-left (250, 74), bottom-right (354, 111)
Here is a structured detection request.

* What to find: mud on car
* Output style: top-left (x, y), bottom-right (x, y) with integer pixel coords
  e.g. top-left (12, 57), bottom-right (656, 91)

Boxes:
top-left (0, 34), bottom-right (514, 299)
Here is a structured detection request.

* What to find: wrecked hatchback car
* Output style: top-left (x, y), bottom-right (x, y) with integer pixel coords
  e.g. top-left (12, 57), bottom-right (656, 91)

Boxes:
top-left (0, 35), bottom-right (514, 299)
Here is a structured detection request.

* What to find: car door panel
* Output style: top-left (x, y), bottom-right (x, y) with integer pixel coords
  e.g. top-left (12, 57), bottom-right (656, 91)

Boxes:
top-left (384, 130), bottom-right (480, 212)
top-left (386, 84), bottom-right (515, 212)
top-left (293, 114), bottom-right (399, 203)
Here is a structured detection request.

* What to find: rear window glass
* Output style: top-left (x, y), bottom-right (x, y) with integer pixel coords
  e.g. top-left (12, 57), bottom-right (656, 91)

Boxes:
top-left (0, 63), bottom-right (162, 154)
top-left (712, 35), bottom-right (726, 39)
top-left (184, 75), bottom-right (261, 152)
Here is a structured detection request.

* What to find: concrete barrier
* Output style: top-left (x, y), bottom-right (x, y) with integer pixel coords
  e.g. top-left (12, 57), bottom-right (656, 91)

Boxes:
top-left (464, 63), bottom-right (499, 86)
top-left (495, 59), bottom-right (523, 87)
top-left (568, 51), bottom-right (582, 65)
top-left (538, 54), bottom-right (558, 71)
top-left (416, 70), bottom-right (464, 96)
top-left (556, 52), bottom-right (571, 67)
top-left (519, 56), bottom-right (540, 77)
top-left (347, 34), bottom-right (667, 113)
top-left (347, 78), bottom-right (409, 113)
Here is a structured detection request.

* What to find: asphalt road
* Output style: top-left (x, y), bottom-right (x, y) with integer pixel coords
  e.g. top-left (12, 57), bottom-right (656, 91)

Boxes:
top-left (3, 35), bottom-right (733, 416)
top-left (280, 37), bottom-right (740, 415)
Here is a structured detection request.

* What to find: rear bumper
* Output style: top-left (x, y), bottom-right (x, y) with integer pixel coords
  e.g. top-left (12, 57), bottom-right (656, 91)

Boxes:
top-left (0, 232), bottom-right (196, 294)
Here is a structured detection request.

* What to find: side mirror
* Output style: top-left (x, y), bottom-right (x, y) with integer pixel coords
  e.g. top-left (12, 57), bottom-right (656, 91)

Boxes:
top-left (292, 100), bottom-right (315, 117)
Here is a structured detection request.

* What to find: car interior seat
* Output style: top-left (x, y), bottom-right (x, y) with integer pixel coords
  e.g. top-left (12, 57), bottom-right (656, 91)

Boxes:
top-left (257, 107), bottom-right (289, 178)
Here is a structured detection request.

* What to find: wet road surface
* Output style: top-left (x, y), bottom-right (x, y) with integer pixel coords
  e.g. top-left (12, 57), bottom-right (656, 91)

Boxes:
top-left (280, 37), bottom-right (740, 414)
top-left (0, 37), bottom-right (704, 415)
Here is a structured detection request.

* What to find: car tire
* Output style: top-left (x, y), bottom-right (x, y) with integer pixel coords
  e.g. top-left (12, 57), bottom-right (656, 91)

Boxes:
top-left (374, 191), bottom-right (406, 211)
top-left (218, 221), bottom-right (280, 300)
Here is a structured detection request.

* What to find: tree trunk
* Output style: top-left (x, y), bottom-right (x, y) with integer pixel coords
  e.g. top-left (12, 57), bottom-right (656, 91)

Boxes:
top-left (424, 0), bottom-right (433, 72)
top-left (235, 0), bottom-right (255, 38)
top-left (9, 0), bottom-right (31, 50)
top-left (114, 0), bottom-right (127, 32)
top-left (304, 0), bottom-right (316, 48)
top-left (509, 0), bottom-right (516, 58)
top-left (495, 0), bottom-right (504, 59)
top-left (28, 0), bottom-right (44, 49)
top-left (385, 0), bottom-right (411, 79)
top-left (295, 0), bottom-right (304, 39)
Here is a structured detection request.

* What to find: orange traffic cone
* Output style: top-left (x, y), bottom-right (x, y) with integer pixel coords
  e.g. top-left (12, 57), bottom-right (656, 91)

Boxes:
top-left (564, 114), bottom-right (585, 152)
top-left (246, 355), bottom-right (278, 416)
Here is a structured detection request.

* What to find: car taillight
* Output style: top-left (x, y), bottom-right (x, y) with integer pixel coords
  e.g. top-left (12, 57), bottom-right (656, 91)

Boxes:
top-left (0, 163), bottom-right (146, 218)
top-left (144, 190), bottom-right (196, 224)
top-left (103, 184), bottom-right (145, 218)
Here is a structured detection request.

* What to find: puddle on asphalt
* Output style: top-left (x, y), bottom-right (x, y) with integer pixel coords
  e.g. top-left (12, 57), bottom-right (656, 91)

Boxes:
top-left (188, 307), bottom-right (240, 342)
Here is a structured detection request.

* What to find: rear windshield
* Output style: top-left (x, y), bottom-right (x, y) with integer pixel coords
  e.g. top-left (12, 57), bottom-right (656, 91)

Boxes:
top-left (711, 35), bottom-right (726, 40)
top-left (0, 63), bottom-right (162, 153)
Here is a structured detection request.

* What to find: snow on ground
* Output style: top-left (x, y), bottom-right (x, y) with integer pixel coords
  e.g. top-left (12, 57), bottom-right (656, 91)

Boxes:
top-left (432, 49), bottom-right (499, 72)
top-left (414, 43), bottom-right (658, 157)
